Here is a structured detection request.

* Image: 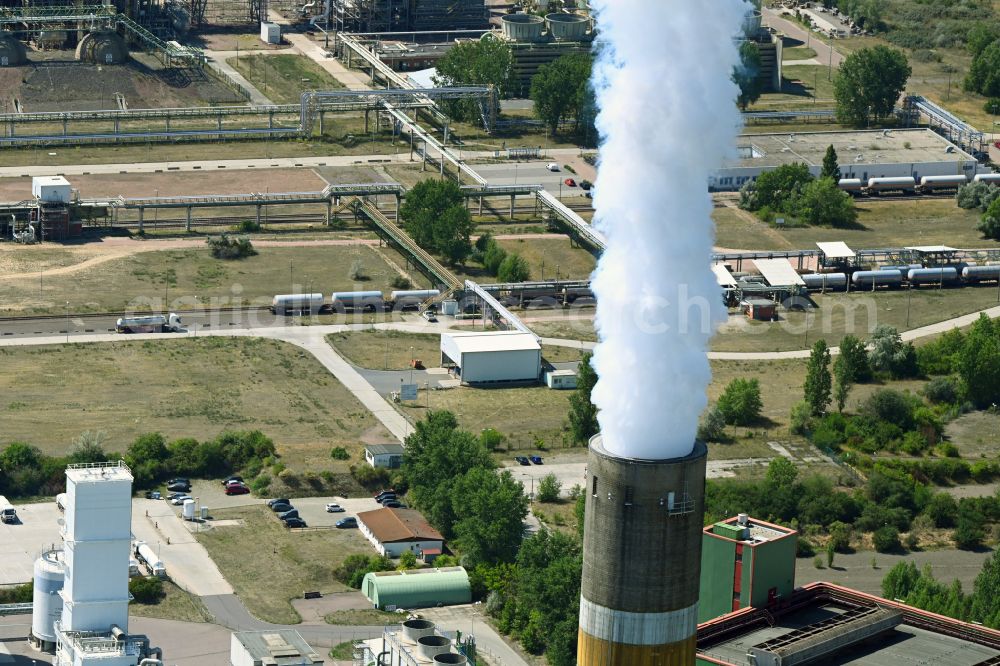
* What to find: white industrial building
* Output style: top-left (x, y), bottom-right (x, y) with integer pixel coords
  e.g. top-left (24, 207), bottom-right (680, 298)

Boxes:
top-left (365, 443), bottom-right (405, 469)
top-left (440, 331), bottom-right (541, 384)
top-left (231, 630), bottom-right (322, 666)
top-left (356, 507), bottom-right (445, 559)
top-left (710, 128), bottom-right (981, 191)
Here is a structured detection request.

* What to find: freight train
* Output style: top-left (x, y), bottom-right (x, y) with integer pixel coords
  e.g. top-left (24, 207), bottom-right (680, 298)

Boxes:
top-left (270, 289), bottom-right (440, 314)
top-left (837, 172), bottom-right (1000, 196)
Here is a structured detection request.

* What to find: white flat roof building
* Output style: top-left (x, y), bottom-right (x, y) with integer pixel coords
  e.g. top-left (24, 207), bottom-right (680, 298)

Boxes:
top-left (231, 630), bottom-right (322, 666)
top-left (711, 129), bottom-right (979, 191)
top-left (440, 331), bottom-right (541, 384)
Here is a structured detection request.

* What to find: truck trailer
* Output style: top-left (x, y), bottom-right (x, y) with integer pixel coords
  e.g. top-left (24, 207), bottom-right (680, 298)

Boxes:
top-left (0, 496), bottom-right (16, 524)
top-left (115, 313), bottom-right (183, 333)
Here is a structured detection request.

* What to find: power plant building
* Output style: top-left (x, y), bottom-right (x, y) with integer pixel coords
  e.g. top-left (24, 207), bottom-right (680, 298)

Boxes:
top-left (578, 435), bottom-right (707, 665)
top-left (440, 331), bottom-right (541, 384)
top-left (698, 515), bottom-right (797, 623)
top-left (711, 128), bottom-right (979, 191)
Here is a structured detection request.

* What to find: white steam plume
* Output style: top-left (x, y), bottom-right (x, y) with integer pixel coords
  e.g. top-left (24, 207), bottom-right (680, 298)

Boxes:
top-left (588, 0), bottom-right (749, 460)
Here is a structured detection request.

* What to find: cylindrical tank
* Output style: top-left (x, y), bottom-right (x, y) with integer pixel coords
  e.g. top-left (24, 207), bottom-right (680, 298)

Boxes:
top-left (433, 655), bottom-right (467, 665)
top-left (31, 549), bottom-right (65, 651)
top-left (501, 13), bottom-right (545, 42)
top-left (920, 175), bottom-right (967, 190)
top-left (182, 499), bottom-right (195, 520)
top-left (908, 267), bottom-right (959, 285)
top-left (973, 173), bottom-right (1000, 185)
top-left (867, 176), bottom-right (916, 192)
top-left (418, 635), bottom-right (451, 659)
top-left (878, 264), bottom-right (922, 276)
top-left (201, 506), bottom-right (209, 520)
top-left (546, 12), bottom-right (589, 41)
top-left (402, 619), bottom-right (436, 642)
top-left (802, 273), bottom-right (848, 290)
top-left (963, 265), bottom-right (1000, 282)
top-left (838, 178), bottom-right (864, 192)
top-left (578, 436), bottom-right (707, 666)
top-left (852, 270), bottom-right (903, 288)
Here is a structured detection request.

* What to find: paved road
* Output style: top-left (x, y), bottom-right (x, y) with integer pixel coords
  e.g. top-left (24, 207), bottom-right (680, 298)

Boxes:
top-left (0, 148), bottom-right (586, 179)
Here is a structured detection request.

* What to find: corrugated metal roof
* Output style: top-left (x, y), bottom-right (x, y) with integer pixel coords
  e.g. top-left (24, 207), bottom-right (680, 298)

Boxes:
top-left (712, 263), bottom-right (737, 287)
top-left (363, 567), bottom-right (471, 610)
top-left (366, 443), bottom-right (405, 456)
top-left (905, 245), bottom-right (957, 253)
top-left (816, 241), bottom-right (856, 259)
top-left (233, 630), bottom-right (322, 664)
top-left (358, 507), bottom-right (444, 543)
top-left (442, 331), bottom-right (541, 354)
top-left (753, 258), bottom-right (805, 287)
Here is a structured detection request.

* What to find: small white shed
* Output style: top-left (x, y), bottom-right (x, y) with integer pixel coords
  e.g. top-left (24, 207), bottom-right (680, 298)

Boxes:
top-left (365, 443), bottom-right (404, 469)
top-left (260, 21), bottom-right (281, 44)
top-left (440, 331), bottom-right (541, 384)
top-left (32, 176), bottom-right (71, 203)
top-left (545, 368), bottom-right (578, 389)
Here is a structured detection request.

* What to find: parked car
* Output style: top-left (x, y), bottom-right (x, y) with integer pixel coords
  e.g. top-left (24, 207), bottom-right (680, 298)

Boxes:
top-left (270, 502), bottom-right (293, 513)
top-left (374, 490), bottom-right (396, 502)
top-left (170, 495), bottom-right (193, 506)
top-left (144, 491), bottom-right (162, 500)
top-left (421, 310), bottom-right (438, 322)
top-left (336, 517), bottom-right (358, 529)
top-left (284, 517), bottom-right (307, 528)
top-left (325, 503), bottom-right (345, 513)
top-left (530, 456), bottom-right (544, 465)
top-left (225, 485), bottom-right (250, 496)
top-left (546, 162), bottom-right (560, 172)
top-left (166, 481), bottom-right (190, 492)
top-left (267, 498), bottom-right (290, 508)
top-left (166, 477), bottom-right (190, 487)
top-left (514, 456), bottom-right (530, 466)
top-left (579, 180), bottom-right (592, 190)
top-left (564, 178), bottom-right (576, 187)
top-left (222, 475), bottom-right (244, 486)
top-left (167, 492), bottom-right (187, 501)
top-left (279, 509), bottom-right (299, 521)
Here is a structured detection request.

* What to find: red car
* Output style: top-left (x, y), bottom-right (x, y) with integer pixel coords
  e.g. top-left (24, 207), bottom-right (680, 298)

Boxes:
top-left (225, 484), bottom-right (250, 495)
top-left (564, 178), bottom-right (576, 187)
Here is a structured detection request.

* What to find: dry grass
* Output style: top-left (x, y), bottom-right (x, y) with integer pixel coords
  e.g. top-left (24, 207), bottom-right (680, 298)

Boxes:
top-left (226, 54), bottom-right (344, 105)
top-left (328, 330), bottom-right (440, 370)
top-left (945, 412), bottom-right (1000, 458)
top-left (528, 320), bottom-right (597, 342)
top-left (196, 505), bottom-right (374, 624)
top-left (454, 237), bottom-right (597, 283)
top-left (129, 581), bottom-right (212, 623)
top-left (0, 245), bottom-right (409, 316)
top-left (0, 338), bottom-right (385, 470)
top-left (325, 609), bottom-right (400, 625)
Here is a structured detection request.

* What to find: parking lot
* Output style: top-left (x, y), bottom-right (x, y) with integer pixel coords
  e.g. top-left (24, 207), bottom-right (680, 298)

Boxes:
top-left (0, 500), bottom-right (63, 585)
top-left (257, 495), bottom-right (384, 529)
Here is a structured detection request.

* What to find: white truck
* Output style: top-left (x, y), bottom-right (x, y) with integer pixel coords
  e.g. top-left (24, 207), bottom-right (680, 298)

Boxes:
top-left (0, 496), bottom-right (16, 524)
top-left (115, 313), bottom-right (183, 334)
top-left (134, 541), bottom-right (167, 578)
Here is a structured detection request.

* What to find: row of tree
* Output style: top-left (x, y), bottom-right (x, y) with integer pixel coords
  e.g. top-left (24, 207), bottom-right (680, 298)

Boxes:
top-left (882, 550), bottom-right (1000, 628)
top-left (956, 181), bottom-right (1000, 241)
top-left (472, 233), bottom-right (531, 282)
top-left (965, 24), bottom-right (1000, 98)
top-left (739, 153), bottom-right (856, 227)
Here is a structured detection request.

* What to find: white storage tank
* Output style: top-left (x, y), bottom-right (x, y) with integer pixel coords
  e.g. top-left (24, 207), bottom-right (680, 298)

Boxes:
top-left (501, 13), bottom-right (545, 42)
top-left (920, 175), bottom-right (967, 190)
top-left (260, 21), bottom-right (281, 44)
top-left (837, 178), bottom-right (864, 192)
top-left (31, 549), bottom-right (65, 651)
top-left (908, 267), bottom-right (959, 285)
top-left (963, 265), bottom-right (1000, 282)
top-left (330, 291), bottom-right (385, 311)
top-left (852, 270), bottom-right (903, 288)
top-left (183, 498), bottom-right (196, 521)
top-left (973, 173), bottom-right (1000, 185)
top-left (545, 12), bottom-right (589, 40)
top-left (32, 176), bottom-right (71, 203)
top-left (801, 273), bottom-right (848, 290)
top-left (867, 176), bottom-right (916, 192)
top-left (390, 289), bottom-right (440, 309)
top-left (271, 293), bottom-right (324, 315)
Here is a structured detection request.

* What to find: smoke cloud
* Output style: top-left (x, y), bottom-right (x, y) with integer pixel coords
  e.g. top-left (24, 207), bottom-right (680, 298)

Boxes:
top-left (588, 0), bottom-right (749, 459)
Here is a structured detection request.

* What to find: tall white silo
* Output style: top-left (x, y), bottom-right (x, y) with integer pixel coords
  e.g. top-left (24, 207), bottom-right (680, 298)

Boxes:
top-left (59, 461), bottom-right (133, 634)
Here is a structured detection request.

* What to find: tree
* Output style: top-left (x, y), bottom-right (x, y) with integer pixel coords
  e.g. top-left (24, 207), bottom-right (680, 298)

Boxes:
top-left (497, 253), bottom-right (531, 283)
top-left (958, 314), bottom-right (1000, 408)
top-left (530, 53), bottom-right (592, 135)
top-left (400, 180), bottom-right (475, 264)
top-left (569, 354), bottom-right (599, 444)
top-left (434, 36), bottom-right (514, 120)
top-left (128, 577), bottom-right (164, 604)
top-left (873, 525), bottom-right (900, 553)
top-left (451, 467), bottom-right (529, 564)
top-left (733, 41), bottom-right (764, 111)
top-left (717, 378), bottom-right (762, 426)
top-left (766, 456), bottom-right (798, 488)
top-left (971, 549), bottom-right (1000, 626)
top-left (869, 325), bottom-right (918, 378)
top-left (795, 178), bottom-right (857, 227)
top-left (834, 45), bottom-right (911, 126)
top-left (482, 241), bottom-right (508, 275)
top-left (821, 145), bottom-right (841, 181)
top-left (954, 504), bottom-right (986, 550)
top-left (967, 24), bottom-right (1000, 58)
top-left (837, 335), bottom-right (872, 382)
top-left (745, 163), bottom-right (813, 211)
top-left (965, 40), bottom-right (1000, 98)
top-left (537, 473), bottom-right (561, 503)
top-left (979, 197), bottom-right (1000, 241)
top-left (397, 550), bottom-right (418, 570)
top-left (804, 340), bottom-right (832, 417)
top-left (697, 406), bottom-right (726, 442)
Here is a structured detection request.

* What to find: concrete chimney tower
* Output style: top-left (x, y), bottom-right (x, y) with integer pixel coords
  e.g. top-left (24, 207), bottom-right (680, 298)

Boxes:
top-left (577, 435), bottom-right (707, 665)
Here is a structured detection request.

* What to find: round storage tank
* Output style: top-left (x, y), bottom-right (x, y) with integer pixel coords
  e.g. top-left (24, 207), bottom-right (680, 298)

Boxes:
top-left (546, 12), bottom-right (589, 41)
top-left (501, 13), bottom-right (544, 42)
top-left (403, 619), bottom-right (436, 642)
top-left (433, 654), bottom-right (467, 665)
top-left (418, 635), bottom-right (451, 659)
top-left (31, 549), bottom-right (65, 650)
top-left (183, 499), bottom-right (196, 521)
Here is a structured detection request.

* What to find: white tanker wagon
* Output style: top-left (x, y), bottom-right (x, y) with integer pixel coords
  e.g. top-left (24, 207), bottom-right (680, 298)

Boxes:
top-left (115, 313), bottom-right (183, 333)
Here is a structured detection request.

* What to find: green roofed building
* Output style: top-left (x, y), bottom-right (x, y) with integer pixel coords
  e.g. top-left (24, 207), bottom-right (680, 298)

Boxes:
top-left (362, 566), bottom-right (471, 611)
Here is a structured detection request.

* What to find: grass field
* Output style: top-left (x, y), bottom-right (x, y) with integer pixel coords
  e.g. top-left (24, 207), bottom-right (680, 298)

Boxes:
top-left (129, 581), bottom-right (211, 623)
top-left (454, 237), bottom-right (597, 283)
top-left (227, 54), bottom-right (344, 105)
top-left (196, 505), bottom-right (373, 624)
top-left (713, 287), bottom-right (1000, 352)
top-left (0, 245), bottom-right (409, 315)
top-left (0, 338), bottom-right (384, 469)
top-left (750, 64), bottom-right (837, 109)
top-left (329, 330), bottom-right (440, 370)
top-left (712, 198), bottom-right (992, 252)
top-left (529, 320), bottom-right (597, 342)
top-left (783, 46), bottom-right (818, 61)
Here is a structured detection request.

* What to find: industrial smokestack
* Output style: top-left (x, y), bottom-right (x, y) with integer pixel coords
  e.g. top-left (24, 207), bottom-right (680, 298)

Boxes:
top-left (578, 435), bottom-right (707, 665)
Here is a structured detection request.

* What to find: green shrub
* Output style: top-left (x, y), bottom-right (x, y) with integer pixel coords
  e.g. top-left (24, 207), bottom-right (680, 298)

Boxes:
top-left (717, 378), bottom-right (762, 426)
top-left (206, 234), bottom-right (257, 260)
top-left (536, 473), bottom-right (561, 503)
top-left (250, 475), bottom-right (271, 495)
top-left (697, 406), bottom-right (726, 441)
top-left (234, 219), bottom-right (262, 233)
top-left (351, 464), bottom-right (390, 489)
top-left (391, 275), bottom-right (413, 290)
top-left (129, 576), bottom-right (164, 604)
top-left (330, 447), bottom-right (350, 460)
top-left (873, 526), bottom-right (901, 553)
top-left (480, 428), bottom-right (506, 451)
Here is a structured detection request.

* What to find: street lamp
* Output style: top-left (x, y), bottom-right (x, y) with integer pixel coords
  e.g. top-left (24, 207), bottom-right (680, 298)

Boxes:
top-left (65, 301), bottom-right (69, 342)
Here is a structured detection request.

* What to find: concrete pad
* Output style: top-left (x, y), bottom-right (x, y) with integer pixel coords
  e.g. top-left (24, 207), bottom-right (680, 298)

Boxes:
top-left (128, 616), bottom-right (232, 666)
top-left (0, 501), bottom-right (62, 585)
top-left (281, 495), bottom-right (383, 529)
top-left (291, 592), bottom-right (371, 623)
